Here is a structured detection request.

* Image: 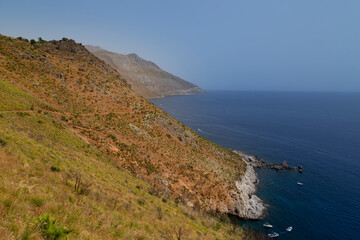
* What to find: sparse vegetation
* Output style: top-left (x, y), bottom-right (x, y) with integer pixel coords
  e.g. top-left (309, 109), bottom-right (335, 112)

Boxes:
top-left (16, 112), bottom-right (30, 117)
top-left (0, 35), bottom-right (260, 239)
top-left (29, 196), bottom-right (45, 208)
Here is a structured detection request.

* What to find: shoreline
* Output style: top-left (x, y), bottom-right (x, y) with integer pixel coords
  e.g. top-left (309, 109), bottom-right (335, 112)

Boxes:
top-left (230, 159), bottom-right (267, 220)
top-left (233, 150), bottom-right (303, 173)
top-left (147, 89), bottom-right (206, 99)
top-left (230, 149), bottom-right (304, 220)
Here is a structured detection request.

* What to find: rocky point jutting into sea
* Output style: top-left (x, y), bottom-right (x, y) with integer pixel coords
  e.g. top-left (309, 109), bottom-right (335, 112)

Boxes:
top-left (233, 150), bottom-right (303, 173)
top-left (212, 149), bottom-right (304, 220)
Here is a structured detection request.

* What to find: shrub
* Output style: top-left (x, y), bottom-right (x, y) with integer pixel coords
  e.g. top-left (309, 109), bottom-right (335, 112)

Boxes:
top-left (0, 114), bottom-right (3, 118)
top-left (50, 166), bottom-right (60, 172)
top-left (0, 139), bottom-right (6, 147)
top-left (17, 37), bottom-right (29, 42)
top-left (109, 134), bottom-right (117, 141)
top-left (38, 37), bottom-right (45, 43)
top-left (30, 39), bottom-right (36, 45)
top-left (148, 184), bottom-right (162, 197)
top-left (37, 213), bottom-right (72, 240)
top-left (70, 170), bottom-right (91, 195)
top-left (16, 112), bottom-right (30, 117)
top-left (137, 199), bottom-right (145, 206)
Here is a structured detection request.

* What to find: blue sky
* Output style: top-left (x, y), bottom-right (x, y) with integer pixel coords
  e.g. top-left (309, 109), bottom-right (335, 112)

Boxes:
top-left (1, 0), bottom-right (359, 91)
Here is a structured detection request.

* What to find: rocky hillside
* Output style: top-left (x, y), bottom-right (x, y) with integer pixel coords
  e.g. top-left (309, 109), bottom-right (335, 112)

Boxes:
top-left (0, 34), bottom-right (265, 238)
top-left (85, 45), bottom-right (204, 98)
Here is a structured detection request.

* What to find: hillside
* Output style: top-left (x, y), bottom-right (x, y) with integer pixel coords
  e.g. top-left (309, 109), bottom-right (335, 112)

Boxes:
top-left (0, 35), bottom-right (265, 239)
top-left (85, 45), bottom-right (204, 98)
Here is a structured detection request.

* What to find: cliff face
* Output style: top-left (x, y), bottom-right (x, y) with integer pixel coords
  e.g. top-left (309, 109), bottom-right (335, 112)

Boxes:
top-left (0, 35), bottom-right (264, 220)
top-left (85, 45), bottom-right (205, 98)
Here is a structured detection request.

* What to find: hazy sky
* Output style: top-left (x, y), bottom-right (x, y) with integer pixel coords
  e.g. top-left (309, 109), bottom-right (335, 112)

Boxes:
top-left (1, 0), bottom-right (359, 91)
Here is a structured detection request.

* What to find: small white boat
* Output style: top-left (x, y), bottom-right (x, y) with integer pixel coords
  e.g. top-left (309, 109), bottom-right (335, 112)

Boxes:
top-left (297, 182), bottom-right (303, 186)
top-left (286, 226), bottom-right (293, 232)
top-left (262, 222), bottom-right (273, 228)
top-left (268, 232), bottom-right (279, 238)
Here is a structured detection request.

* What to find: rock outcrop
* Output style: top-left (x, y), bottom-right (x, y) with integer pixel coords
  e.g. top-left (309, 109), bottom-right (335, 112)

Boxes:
top-left (233, 150), bottom-right (303, 173)
top-left (230, 163), bottom-right (266, 219)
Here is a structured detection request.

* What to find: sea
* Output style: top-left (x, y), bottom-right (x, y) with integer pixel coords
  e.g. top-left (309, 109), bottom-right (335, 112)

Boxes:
top-left (150, 91), bottom-right (360, 240)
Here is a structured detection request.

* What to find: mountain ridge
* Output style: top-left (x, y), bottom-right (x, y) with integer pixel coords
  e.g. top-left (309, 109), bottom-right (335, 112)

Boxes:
top-left (85, 45), bottom-right (205, 98)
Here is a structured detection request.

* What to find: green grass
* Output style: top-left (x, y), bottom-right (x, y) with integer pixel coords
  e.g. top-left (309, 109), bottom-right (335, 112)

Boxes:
top-left (0, 80), bottom-right (40, 110)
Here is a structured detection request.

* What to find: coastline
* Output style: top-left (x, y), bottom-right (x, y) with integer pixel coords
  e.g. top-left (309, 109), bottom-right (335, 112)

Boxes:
top-left (229, 148), bottom-right (303, 220)
top-left (230, 159), bottom-right (267, 219)
top-left (147, 87), bottom-right (206, 99)
top-left (233, 150), bottom-right (303, 172)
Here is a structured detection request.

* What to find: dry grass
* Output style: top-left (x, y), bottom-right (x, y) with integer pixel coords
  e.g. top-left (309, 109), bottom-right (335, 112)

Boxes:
top-left (0, 35), bottom-right (263, 239)
top-left (0, 96), bottom-right (254, 240)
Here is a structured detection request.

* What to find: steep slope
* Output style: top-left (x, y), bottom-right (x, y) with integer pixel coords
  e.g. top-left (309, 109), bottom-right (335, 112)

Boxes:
top-left (0, 35), bottom-right (265, 224)
top-left (0, 79), bottom-right (266, 239)
top-left (85, 45), bottom-right (205, 98)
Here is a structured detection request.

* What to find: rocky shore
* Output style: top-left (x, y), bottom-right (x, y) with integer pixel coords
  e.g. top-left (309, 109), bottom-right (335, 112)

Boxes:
top-left (224, 149), bottom-right (303, 220)
top-left (228, 161), bottom-right (267, 219)
top-left (233, 150), bottom-right (303, 173)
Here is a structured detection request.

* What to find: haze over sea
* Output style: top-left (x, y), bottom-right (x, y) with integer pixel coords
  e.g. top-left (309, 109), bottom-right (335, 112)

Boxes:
top-left (151, 91), bottom-right (360, 240)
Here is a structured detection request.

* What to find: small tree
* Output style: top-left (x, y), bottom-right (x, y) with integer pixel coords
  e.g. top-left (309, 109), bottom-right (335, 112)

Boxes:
top-left (70, 170), bottom-right (91, 195)
top-left (38, 37), bottom-right (45, 43)
top-left (30, 39), bottom-right (36, 45)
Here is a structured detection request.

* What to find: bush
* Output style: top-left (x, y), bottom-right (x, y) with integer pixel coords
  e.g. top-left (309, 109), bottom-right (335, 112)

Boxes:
top-left (37, 213), bottom-right (71, 240)
top-left (50, 166), bottom-right (60, 172)
top-left (108, 134), bottom-right (117, 141)
top-left (137, 199), bottom-right (145, 206)
top-left (38, 37), bottom-right (45, 43)
top-left (70, 170), bottom-right (91, 195)
top-left (0, 139), bottom-right (6, 147)
top-left (17, 37), bottom-right (29, 42)
top-left (30, 39), bottom-right (36, 45)
top-left (16, 112), bottom-right (30, 117)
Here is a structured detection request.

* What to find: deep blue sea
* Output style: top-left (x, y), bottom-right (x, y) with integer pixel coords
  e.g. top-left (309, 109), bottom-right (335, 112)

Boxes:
top-left (151, 91), bottom-right (360, 240)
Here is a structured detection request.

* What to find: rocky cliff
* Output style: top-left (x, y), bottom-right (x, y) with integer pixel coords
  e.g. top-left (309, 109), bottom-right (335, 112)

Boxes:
top-left (85, 45), bottom-right (204, 98)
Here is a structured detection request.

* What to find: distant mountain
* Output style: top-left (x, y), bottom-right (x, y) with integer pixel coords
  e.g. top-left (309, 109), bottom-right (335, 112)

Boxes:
top-left (85, 45), bottom-right (204, 98)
